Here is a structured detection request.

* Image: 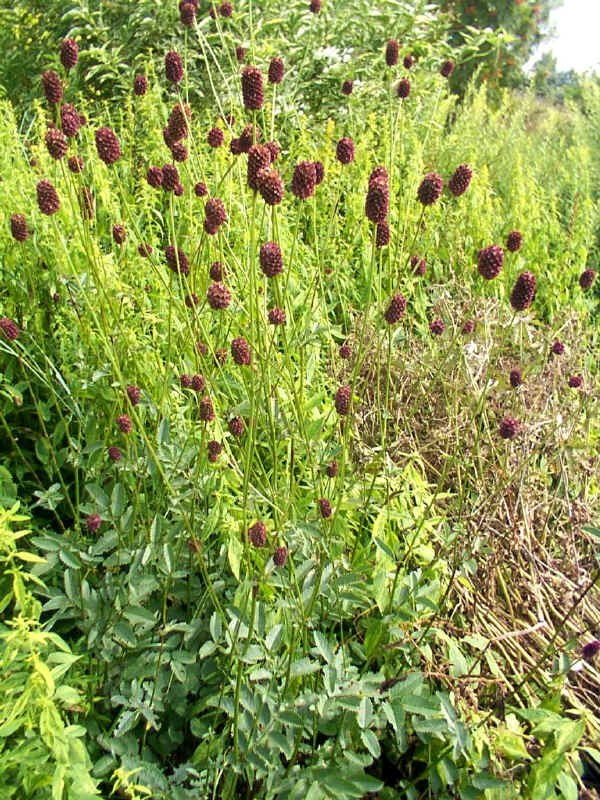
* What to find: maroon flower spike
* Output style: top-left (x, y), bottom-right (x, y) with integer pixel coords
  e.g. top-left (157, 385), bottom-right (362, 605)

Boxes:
top-left (198, 340), bottom-right (209, 356)
top-left (215, 348), bottom-right (228, 366)
top-left (341, 79), bottom-right (353, 95)
top-left (205, 197), bottom-right (227, 228)
top-left (430, 318), bottom-right (445, 336)
top-left (208, 127), bottom-right (224, 148)
top-left (204, 219), bottom-right (219, 235)
top-left (292, 160), bottom-right (317, 198)
top-left (194, 181), bottom-right (208, 197)
top-left (499, 417), bottom-right (519, 440)
top-left (68, 155), bottom-right (84, 173)
top-left (180, 1), bottom-right (196, 24)
top-left (146, 166), bottom-right (164, 188)
top-left (397, 78), bottom-right (410, 98)
top-left (273, 546), bottom-right (288, 567)
top-left (248, 521), bottom-right (267, 547)
top-left (209, 261), bottom-right (224, 281)
top-left (231, 337), bottom-right (251, 365)
top-left (411, 255), bottom-right (426, 276)
top-left (108, 446), bottom-right (122, 462)
top-left (134, 74), bottom-right (148, 95)
top-left (36, 180), bottom-right (60, 215)
top-left (95, 127), bottom-right (121, 165)
top-left (180, 373), bottom-right (192, 388)
top-left (268, 57), bottom-right (284, 84)
top-left (509, 368), bottom-right (522, 388)
top-left (258, 168), bottom-right (285, 205)
top-left (384, 294), bottom-right (406, 325)
top-left (41, 70), bottom-right (63, 104)
top-left (551, 339), bottom-right (564, 355)
top-left (319, 498), bottom-right (332, 518)
top-left (417, 172), bottom-right (443, 206)
top-left (0, 318), bottom-right (20, 341)
top-left (170, 142), bottom-right (188, 162)
top-left (207, 440), bottom-right (222, 462)
top-left (268, 307), bottom-right (286, 325)
top-left (165, 50), bottom-right (184, 83)
top-left (247, 144), bottom-right (271, 191)
top-left (568, 375), bottom-right (582, 388)
top-left (336, 137), bottom-right (355, 165)
top-left (462, 319), bottom-right (475, 334)
top-left (117, 414), bottom-right (133, 434)
top-left (369, 165), bottom-right (388, 184)
top-left (265, 141), bottom-right (281, 161)
top-left (239, 124), bottom-right (261, 153)
top-left (162, 164), bottom-right (180, 192)
top-left (61, 104), bottom-right (81, 138)
top-left (579, 269), bottom-right (596, 289)
top-left (506, 230), bottom-right (523, 252)
top-left (138, 243), bottom-right (153, 258)
top-left (309, 0), bottom-right (321, 11)
top-left (440, 60), bottom-right (454, 78)
top-left (510, 271), bottom-right (536, 311)
top-left (185, 293), bottom-right (199, 309)
top-left (259, 242), bottom-right (283, 277)
top-left (236, 45), bottom-right (246, 64)
top-left (126, 385), bottom-right (141, 406)
top-left (199, 395), bottom-right (215, 421)
top-left (60, 38), bottom-right (79, 71)
top-left (403, 55), bottom-right (414, 69)
top-left (45, 128), bottom-right (68, 160)
top-left (339, 343), bottom-right (352, 359)
top-left (10, 214), bottom-right (29, 242)
top-left (241, 66), bottom-right (264, 110)
top-left (376, 221), bottom-right (390, 248)
top-left (582, 640), bottom-right (600, 662)
top-left (219, 1), bottom-right (232, 17)
top-left (167, 102), bottom-right (190, 142)
top-left (477, 245), bottom-right (504, 279)
top-left (207, 282), bottom-right (231, 310)
top-left (326, 459), bottom-right (339, 478)
top-left (386, 39), bottom-right (399, 66)
top-left (448, 164), bottom-right (472, 197)
top-left (79, 187), bottom-right (94, 220)
top-left (314, 161), bottom-right (325, 185)
top-left (87, 514), bottom-right (101, 534)
top-left (112, 224), bottom-right (126, 245)
top-left (365, 179), bottom-right (389, 223)
top-left (229, 415), bottom-right (245, 437)
top-left (335, 385), bottom-right (351, 415)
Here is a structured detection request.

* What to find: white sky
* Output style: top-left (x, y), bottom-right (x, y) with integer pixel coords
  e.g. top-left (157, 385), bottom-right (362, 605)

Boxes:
top-left (529, 0), bottom-right (600, 73)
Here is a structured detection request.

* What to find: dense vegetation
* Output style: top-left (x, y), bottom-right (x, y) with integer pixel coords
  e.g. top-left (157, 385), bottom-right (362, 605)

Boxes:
top-left (1, 1), bottom-right (599, 798)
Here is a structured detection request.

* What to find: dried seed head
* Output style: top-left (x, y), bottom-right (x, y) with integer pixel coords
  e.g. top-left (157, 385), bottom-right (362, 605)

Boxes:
top-left (207, 282), bottom-right (231, 310)
top-left (396, 78), bottom-right (410, 98)
top-left (41, 70), bottom-right (63, 104)
top-left (10, 214), bottom-right (29, 242)
top-left (117, 414), bottom-right (133, 433)
top-left (335, 384), bottom-right (351, 415)
top-left (384, 293), bottom-right (406, 325)
top-left (165, 50), bottom-right (184, 83)
top-left (36, 180), bottom-right (60, 215)
top-left (336, 137), bottom-right (354, 165)
top-left (133, 74), bottom-right (148, 95)
top-left (259, 242), bottom-right (283, 277)
top-left (45, 128), bottom-right (68, 159)
top-left (477, 245), bottom-right (504, 279)
top-left (448, 163), bottom-right (472, 197)
top-left (291, 160), bottom-right (317, 199)
top-left (241, 66), bottom-right (264, 110)
top-left (268, 307), bottom-right (286, 325)
top-left (386, 39), bottom-right (399, 66)
top-left (60, 38), bottom-right (79, 70)
top-left (95, 126), bottom-right (121, 165)
top-left (112, 224), bottom-right (126, 244)
top-left (510, 271), bottom-right (537, 311)
top-left (417, 172), bottom-right (443, 205)
top-left (579, 269), bottom-right (596, 289)
top-left (268, 57), bottom-right (284, 84)
top-left (248, 521), bottom-right (267, 547)
top-left (499, 417), bottom-right (519, 440)
top-left (231, 337), bottom-right (251, 365)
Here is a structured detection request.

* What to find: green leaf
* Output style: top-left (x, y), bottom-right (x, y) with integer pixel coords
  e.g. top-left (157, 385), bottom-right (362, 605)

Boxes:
top-left (360, 728), bottom-right (381, 758)
top-left (314, 631), bottom-right (333, 664)
top-left (228, 535), bottom-right (243, 581)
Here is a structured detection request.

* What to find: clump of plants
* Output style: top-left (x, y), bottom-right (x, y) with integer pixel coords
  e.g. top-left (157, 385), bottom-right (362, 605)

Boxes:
top-left (1, 2), bottom-right (599, 798)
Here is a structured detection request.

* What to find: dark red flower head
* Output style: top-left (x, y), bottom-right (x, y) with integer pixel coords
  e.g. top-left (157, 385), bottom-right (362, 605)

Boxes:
top-left (60, 38), bottom-right (79, 70)
top-left (180, 2), bottom-right (196, 24)
top-left (134, 74), bottom-right (148, 95)
top-left (430, 318), bottom-right (445, 336)
top-left (448, 164), bottom-right (472, 197)
top-left (60, 104), bottom-right (82, 138)
top-left (185, 293), bottom-right (199, 308)
top-left (462, 319), bottom-right (474, 334)
top-left (551, 339), bottom-right (564, 355)
top-left (209, 261), bottom-right (224, 281)
top-left (87, 514), bottom-right (101, 533)
top-left (582, 640), bottom-right (600, 662)
top-left (180, 373), bottom-right (192, 388)
top-left (248, 521), bottom-right (267, 547)
top-left (506, 230), bottom-right (522, 252)
top-left (411, 255), bottom-right (426, 276)
top-left (208, 127), bottom-right (224, 148)
top-left (219, 1), bottom-right (232, 17)
top-left (205, 197), bottom-right (227, 228)
top-left (207, 440), bottom-right (222, 462)
top-left (146, 166), bottom-right (164, 188)
top-left (239, 124), bottom-right (261, 153)
top-left (273, 546), bottom-right (288, 566)
top-left (386, 39), bottom-right (399, 66)
top-left (268, 307), bottom-right (286, 325)
top-left (440, 59), bottom-right (454, 77)
top-left (117, 414), bottom-right (133, 434)
top-left (207, 282), bottom-right (231, 309)
top-left (335, 384), bottom-right (351, 415)
top-left (510, 271), bottom-right (536, 311)
top-left (509, 368), bottom-right (522, 388)
top-left (0, 318), bottom-right (20, 341)
top-left (326, 459), bottom-right (338, 478)
top-left (108, 446), bottom-right (122, 462)
top-left (568, 375), bottom-right (582, 388)
top-left (229, 415), bottom-right (245, 437)
top-left (95, 127), bottom-right (121, 165)
top-left (231, 337), bottom-right (251, 365)
top-left (376, 221), bottom-right (390, 248)
top-left (10, 214), bottom-right (29, 242)
top-left (247, 144), bottom-right (271, 190)
top-left (397, 78), bottom-right (410, 98)
top-left (341, 79), bottom-right (353, 95)
top-left (365, 178), bottom-right (389, 223)
top-left (319, 498), bottom-right (332, 518)
top-left (417, 172), bottom-right (443, 205)
top-left (403, 54), bottom-right (414, 69)
top-left (313, 161), bottom-right (325, 185)
top-left (241, 66), bottom-right (264, 110)
top-left (258, 168), bottom-right (284, 205)
top-left (167, 102), bottom-right (190, 142)
top-left (36, 180), bottom-right (60, 215)
top-left (194, 181), bottom-right (208, 197)
top-left (162, 164), bottom-right (180, 192)
top-left (499, 417), bottom-right (519, 440)
top-left (165, 50), bottom-right (184, 83)
top-left (126, 385), bottom-right (141, 406)
top-left (339, 343), bottom-right (352, 359)
top-left (199, 395), bottom-right (215, 421)
top-left (291, 160), bottom-right (317, 199)
top-left (336, 137), bottom-right (354, 165)
top-left (477, 245), bottom-right (504, 279)
top-left (309, 0), bottom-right (321, 11)
top-left (259, 242), bottom-right (283, 277)
top-left (265, 140), bottom-right (281, 161)
top-left (579, 269), bottom-right (596, 289)
top-left (112, 224), bottom-right (126, 244)
top-left (68, 155), bottom-right (84, 173)
top-left (268, 57), bottom-right (284, 84)
top-left (41, 70), bottom-right (63, 104)
top-left (138, 243), bottom-right (153, 258)
top-left (165, 245), bottom-right (189, 276)
top-left (45, 128), bottom-right (68, 160)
